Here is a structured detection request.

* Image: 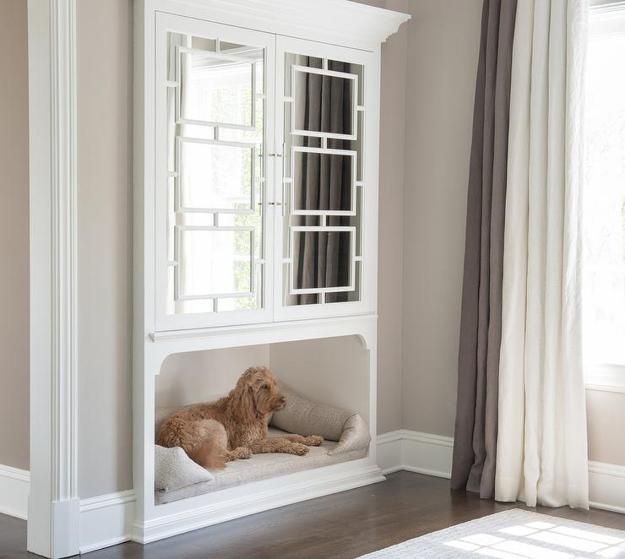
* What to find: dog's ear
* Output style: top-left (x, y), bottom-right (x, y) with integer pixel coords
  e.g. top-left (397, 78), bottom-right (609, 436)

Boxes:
top-left (231, 371), bottom-right (260, 422)
top-left (237, 367), bottom-right (258, 387)
top-left (240, 366), bottom-right (271, 391)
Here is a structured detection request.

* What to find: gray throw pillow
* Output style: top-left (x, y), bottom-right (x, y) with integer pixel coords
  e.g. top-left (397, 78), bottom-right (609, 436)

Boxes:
top-left (271, 384), bottom-right (371, 455)
top-left (270, 384), bottom-right (352, 441)
top-left (155, 445), bottom-right (215, 492)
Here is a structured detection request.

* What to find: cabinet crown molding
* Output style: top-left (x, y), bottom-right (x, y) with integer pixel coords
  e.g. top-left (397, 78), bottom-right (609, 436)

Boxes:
top-left (152, 0), bottom-right (410, 50)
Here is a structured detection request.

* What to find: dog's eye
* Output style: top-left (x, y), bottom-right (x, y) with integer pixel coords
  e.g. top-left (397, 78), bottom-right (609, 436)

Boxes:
top-left (261, 383), bottom-right (269, 389)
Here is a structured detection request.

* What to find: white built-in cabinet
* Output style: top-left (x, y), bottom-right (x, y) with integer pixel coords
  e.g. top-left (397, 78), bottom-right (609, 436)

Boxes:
top-left (135, 0), bottom-right (408, 544)
top-left (153, 14), bottom-right (380, 331)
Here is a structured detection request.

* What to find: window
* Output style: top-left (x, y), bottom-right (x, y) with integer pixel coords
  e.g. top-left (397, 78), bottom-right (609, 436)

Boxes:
top-left (583, 4), bottom-right (625, 390)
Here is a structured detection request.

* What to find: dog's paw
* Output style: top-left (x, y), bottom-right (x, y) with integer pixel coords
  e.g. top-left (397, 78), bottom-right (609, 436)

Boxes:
top-left (230, 447), bottom-right (252, 460)
top-left (290, 442), bottom-right (309, 456)
top-left (304, 435), bottom-right (324, 447)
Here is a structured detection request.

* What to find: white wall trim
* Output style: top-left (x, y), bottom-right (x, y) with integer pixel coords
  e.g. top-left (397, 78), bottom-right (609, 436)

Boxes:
top-left (376, 430), bottom-right (625, 516)
top-left (585, 364), bottom-right (625, 393)
top-left (77, 465), bottom-right (383, 551)
top-left (135, 463), bottom-right (384, 544)
top-left (79, 490), bottom-right (136, 554)
top-left (589, 461), bottom-right (625, 514)
top-left (377, 429), bottom-right (453, 477)
top-left (0, 465), bottom-right (30, 520)
top-left (3, 432), bottom-right (621, 554)
top-left (145, 0), bottom-right (409, 52)
top-left (27, 0), bottom-right (80, 556)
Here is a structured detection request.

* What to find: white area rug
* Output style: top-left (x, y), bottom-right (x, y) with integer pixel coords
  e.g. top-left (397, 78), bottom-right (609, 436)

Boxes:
top-left (358, 509), bottom-right (625, 558)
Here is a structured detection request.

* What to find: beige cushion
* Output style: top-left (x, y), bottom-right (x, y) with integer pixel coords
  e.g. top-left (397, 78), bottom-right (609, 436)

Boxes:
top-left (154, 445), bottom-right (214, 492)
top-left (156, 429), bottom-right (367, 504)
top-left (270, 384), bottom-right (370, 453)
top-left (330, 413), bottom-right (371, 455)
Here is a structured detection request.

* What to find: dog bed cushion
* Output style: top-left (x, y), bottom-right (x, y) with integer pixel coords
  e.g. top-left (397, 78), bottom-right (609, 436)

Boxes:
top-left (154, 445), bottom-right (215, 491)
top-left (155, 388), bottom-right (370, 504)
top-left (155, 428), bottom-right (367, 504)
top-left (269, 384), bottom-right (371, 454)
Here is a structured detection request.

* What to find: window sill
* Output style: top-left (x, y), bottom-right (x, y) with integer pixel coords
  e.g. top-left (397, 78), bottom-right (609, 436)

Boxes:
top-left (585, 364), bottom-right (625, 394)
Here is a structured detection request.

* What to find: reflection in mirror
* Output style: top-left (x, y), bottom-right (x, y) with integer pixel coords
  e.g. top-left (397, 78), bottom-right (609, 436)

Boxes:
top-left (284, 54), bottom-right (364, 307)
top-left (165, 32), bottom-right (265, 316)
top-left (180, 41), bottom-right (258, 127)
top-left (179, 140), bottom-right (254, 212)
top-left (292, 62), bottom-right (355, 137)
top-left (292, 230), bottom-right (352, 291)
top-left (292, 150), bottom-right (354, 214)
top-left (178, 228), bottom-right (253, 297)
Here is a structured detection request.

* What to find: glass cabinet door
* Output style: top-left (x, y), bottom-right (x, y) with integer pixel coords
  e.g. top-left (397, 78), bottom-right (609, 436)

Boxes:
top-left (155, 15), bottom-right (274, 330)
top-left (276, 38), bottom-right (369, 319)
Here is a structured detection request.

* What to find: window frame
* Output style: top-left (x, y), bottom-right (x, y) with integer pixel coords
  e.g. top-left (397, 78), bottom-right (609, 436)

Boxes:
top-left (584, 0), bottom-right (625, 393)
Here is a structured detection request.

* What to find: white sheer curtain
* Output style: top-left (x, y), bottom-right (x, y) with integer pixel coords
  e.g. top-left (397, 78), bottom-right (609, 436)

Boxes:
top-left (496, 0), bottom-right (589, 508)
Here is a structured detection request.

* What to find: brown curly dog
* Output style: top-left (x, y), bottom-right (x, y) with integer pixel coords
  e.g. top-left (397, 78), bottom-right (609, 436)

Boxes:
top-left (156, 366), bottom-right (324, 468)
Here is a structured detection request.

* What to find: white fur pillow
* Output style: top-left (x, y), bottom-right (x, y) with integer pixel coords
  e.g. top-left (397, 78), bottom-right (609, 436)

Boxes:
top-left (155, 445), bottom-right (215, 492)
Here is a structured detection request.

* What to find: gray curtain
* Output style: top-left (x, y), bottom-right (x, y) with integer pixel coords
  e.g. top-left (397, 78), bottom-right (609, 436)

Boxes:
top-left (451, 0), bottom-right (516, 499)
top-left (296, 58), bottom-right (352, 305)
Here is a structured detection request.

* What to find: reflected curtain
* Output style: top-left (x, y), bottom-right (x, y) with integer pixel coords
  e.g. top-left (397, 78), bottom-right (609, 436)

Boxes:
top-left (296, 58), bottom-right (352, 304)
top-left (451, 0), bottom-right (517, 499)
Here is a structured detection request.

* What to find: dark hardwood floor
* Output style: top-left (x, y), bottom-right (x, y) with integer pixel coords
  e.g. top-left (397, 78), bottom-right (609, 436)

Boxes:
top-left (1, 472), bottom-right (624, 559)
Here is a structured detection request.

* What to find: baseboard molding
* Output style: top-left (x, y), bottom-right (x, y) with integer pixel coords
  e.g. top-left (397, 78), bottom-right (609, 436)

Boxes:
top-left (6, 433), bottom-right (623, 554)
top-left (134, 463), bottom-right (385, 544)
top-left (377, 429), bottom-right (625, 516)
top-left (79, 490), bottom-right (136, 554)
top-left (589, 461), bottom-right (625, 514)
top-left (377, 429), bottom-right (453, 478)
top-left (0, 464), bottom-right (30, 520)
top-left (0, 470), bottom-right (136, 554)
top-left (79, 464), bottom-right (384, 550)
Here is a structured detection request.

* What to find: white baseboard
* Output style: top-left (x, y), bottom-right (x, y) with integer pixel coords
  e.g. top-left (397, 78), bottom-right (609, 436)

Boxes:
top-left (377, 429), bottom-right (453, 477)
top-left (376, 431), bottom-right (404, 474)
top-left (377, 429), bottom-right (625, 516)
top-left (79, 463), bottom-right (383, 551)
top-left (589, 461), bottom-right (625, 515)
top-left (5, 433), bottom-right (623, 554)
top-left (79, 490), bottom-right (136, 554)
top-left (135, 463), bottom-right (385, 544)
top-left (0, 464), bottom-right (30, 520)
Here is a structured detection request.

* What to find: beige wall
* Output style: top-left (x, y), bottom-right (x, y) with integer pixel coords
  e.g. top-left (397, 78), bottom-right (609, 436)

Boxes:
top-left (0, 0), bottom-right (29, 471)
top-left (587, 391), bottom-right (625, 465)
top-left (376, 0), bottom-right (409, 434)
top-left (77, 0), bottom-right (134, 496)
top-left (400, 0), bottom-right (482, 437)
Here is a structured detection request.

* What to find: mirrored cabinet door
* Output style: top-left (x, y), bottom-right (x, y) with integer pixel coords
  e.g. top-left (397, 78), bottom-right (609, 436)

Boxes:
top-left (155, 14), bottom-right (274, 330)
top-left (275, 37), bottom-right (371, 319)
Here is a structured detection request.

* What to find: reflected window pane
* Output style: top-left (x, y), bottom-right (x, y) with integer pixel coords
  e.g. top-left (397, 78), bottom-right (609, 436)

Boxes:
top-left (178, 228), bottom-right (253, 297)
top-left (179, 140), bottom-right (254, 211)
top-left (180, 49), bottom-right (257, 127)
top-left (165, 30), bottom-right (265, 317)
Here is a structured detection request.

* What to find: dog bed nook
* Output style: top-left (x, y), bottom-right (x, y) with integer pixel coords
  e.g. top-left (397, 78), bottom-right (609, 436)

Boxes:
top-left (154, 382), bottom-right (371, 504)
top-left (131, 0), bottom-right (410, 542)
